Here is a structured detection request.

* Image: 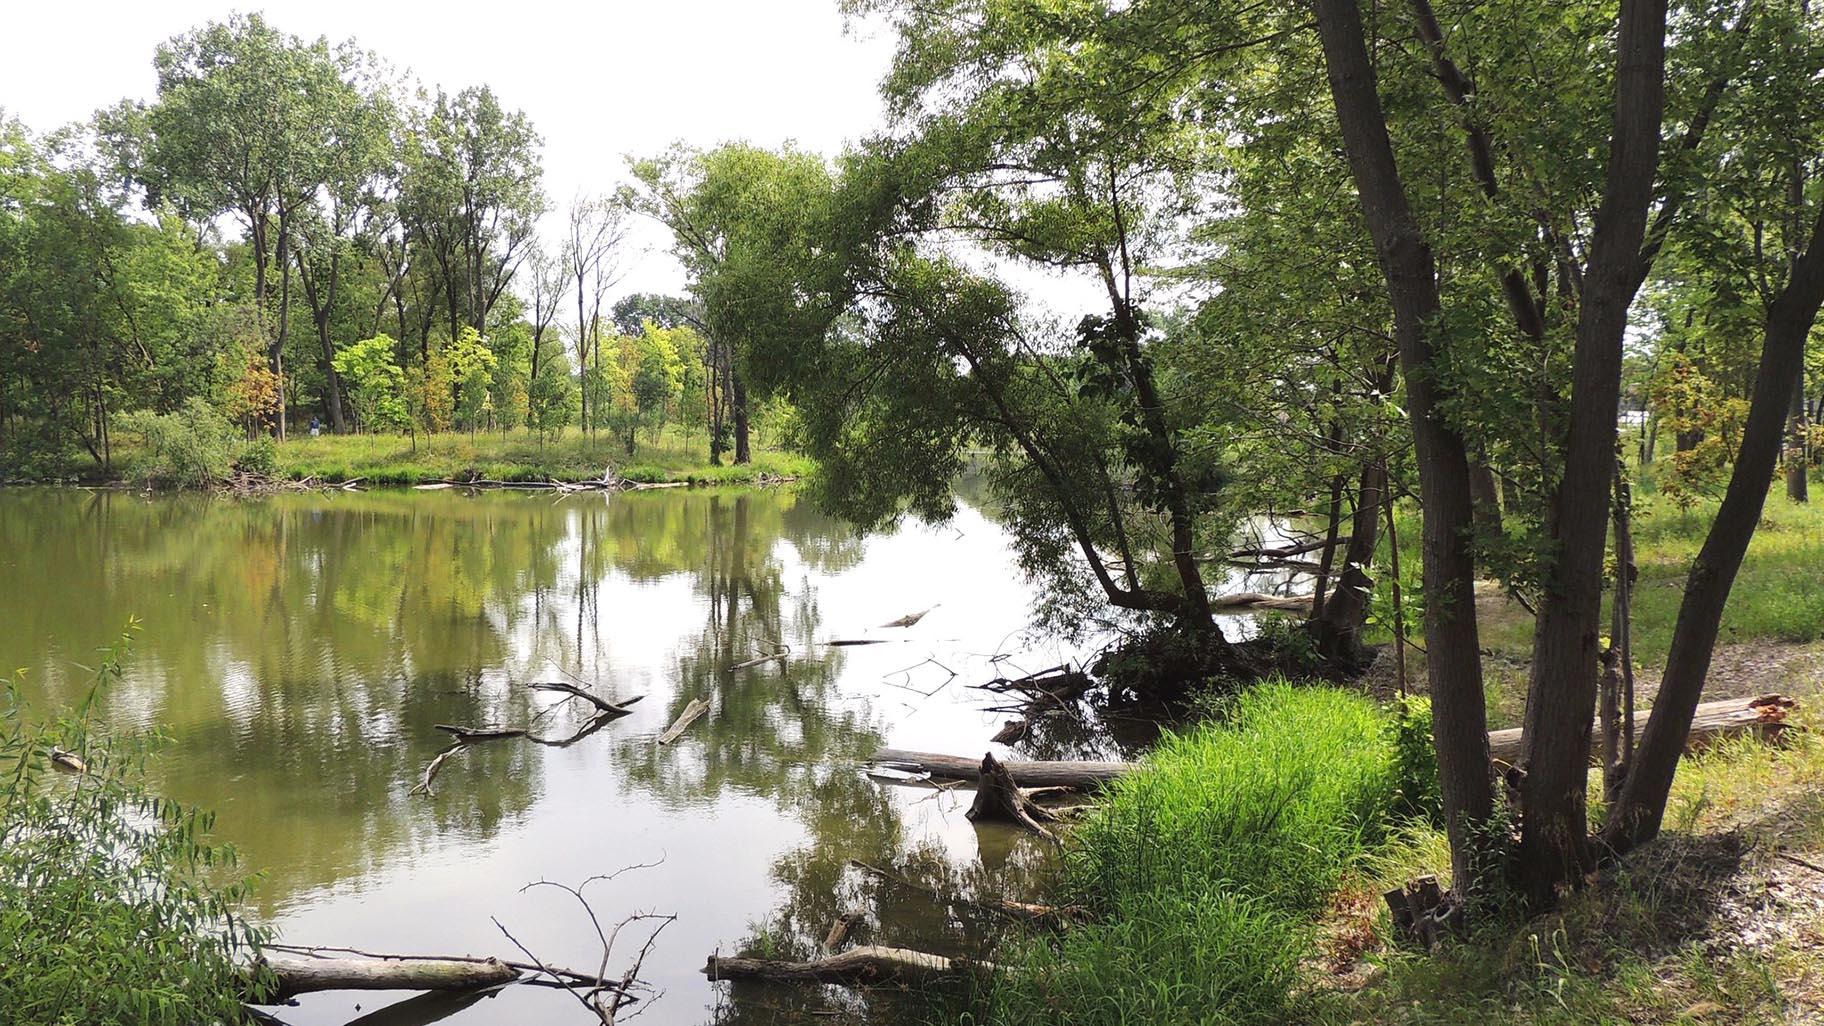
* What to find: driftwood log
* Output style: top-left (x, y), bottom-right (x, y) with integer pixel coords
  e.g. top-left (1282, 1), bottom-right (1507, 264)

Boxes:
top-left (876, 694), bottom-right (1797, 790)
top-left (871, 748), bottom-right (1131, 790)
top-left (658, 698), bottom-right (710, 745)
top-left (1485, 693), bottom-right (1795, 766)
top-left (255, 953), bottom-right (518, 1001)
top-left (703, 945), bottom-right (995, 984)
top-left (1210, 591), bottom-right (1315, 613)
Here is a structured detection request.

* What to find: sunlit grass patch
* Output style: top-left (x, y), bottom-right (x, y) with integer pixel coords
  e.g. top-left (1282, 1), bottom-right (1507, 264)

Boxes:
top-left (1330, 697), bottom-right (1824, 1026)
top-left (265, 425), bottom-right (812, 486)
top-left (970, 684), bottom-right (1405, 1026)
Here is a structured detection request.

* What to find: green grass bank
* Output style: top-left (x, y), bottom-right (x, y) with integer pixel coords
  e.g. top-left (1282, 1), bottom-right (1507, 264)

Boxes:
top-left (957, 684), bottom-right (1824, 1026)
top-left (269, 427), bottom-right (812, 486)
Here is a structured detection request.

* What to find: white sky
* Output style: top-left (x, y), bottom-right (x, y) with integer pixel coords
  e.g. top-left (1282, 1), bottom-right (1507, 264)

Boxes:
top-left (0, 0), bottom-right (898, 299)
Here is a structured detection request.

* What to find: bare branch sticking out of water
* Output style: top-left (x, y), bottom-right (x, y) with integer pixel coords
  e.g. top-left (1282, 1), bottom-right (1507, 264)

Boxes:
top-left (411, 690), bottom-right (645, 795)
top-left (496, 862), bottom-right (676, 1024)
top-left (880, 657), bottom-right (958, 698)
top-left (730, 641), bottom-right (790, 670)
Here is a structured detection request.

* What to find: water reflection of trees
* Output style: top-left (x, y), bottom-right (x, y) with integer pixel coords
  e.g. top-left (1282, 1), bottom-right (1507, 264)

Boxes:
top-left (1, 484), bottom-right (1068, 1023)
top-left (0, 487), bottom-right (884, 913)
top-left (706, 786), bottom-right (1062, 1026)
top-left (615, 493), bottom-right (878, 807)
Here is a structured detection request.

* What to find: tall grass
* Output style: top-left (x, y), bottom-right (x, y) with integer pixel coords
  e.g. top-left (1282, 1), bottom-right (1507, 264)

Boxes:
top-left (973, 684), bottom-right (1405, 1026)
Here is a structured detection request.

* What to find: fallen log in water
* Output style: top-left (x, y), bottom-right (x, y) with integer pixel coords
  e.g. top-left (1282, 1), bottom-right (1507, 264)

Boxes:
top-left (876, 694), bottom-right (1798, 790)
top-left (255, 943), bottom-right (643, 1006)
top-left (703, 945), bottom-right (995, 984)
top-left (658, 697), bottom-right (710, 745)
top-left (255, 952), bottom-right (519, 1001)
top-left (870, 748), bottom-right (1132, 790)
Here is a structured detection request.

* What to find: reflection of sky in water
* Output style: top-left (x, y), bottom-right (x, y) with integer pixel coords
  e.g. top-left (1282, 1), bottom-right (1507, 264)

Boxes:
top-left (0, 487), bottom-right (1095, 1025)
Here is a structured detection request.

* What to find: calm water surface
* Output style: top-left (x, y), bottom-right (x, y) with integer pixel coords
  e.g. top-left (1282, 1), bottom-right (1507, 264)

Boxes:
top-left (0, 484), bottom-right (1110, 1025)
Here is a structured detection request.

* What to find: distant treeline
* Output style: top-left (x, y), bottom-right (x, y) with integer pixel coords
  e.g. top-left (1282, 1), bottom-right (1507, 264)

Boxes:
top-left (0, 14), bottom-right (769, 478)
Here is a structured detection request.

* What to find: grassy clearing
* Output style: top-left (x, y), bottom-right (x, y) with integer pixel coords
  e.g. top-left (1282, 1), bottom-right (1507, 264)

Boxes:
top-left (1359, 482), bottom-right (1824, 728)
top-left (1369, 481), bottom-right (1824, 662)
top-left (1629, 491), bottom-right (1824, 657)
top-left (258, 425), bottom-right (812, 486)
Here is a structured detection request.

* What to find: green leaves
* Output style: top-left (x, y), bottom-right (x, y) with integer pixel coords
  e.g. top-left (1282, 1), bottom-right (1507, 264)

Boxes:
top-left (0, 632), bottom-right (269, 1025)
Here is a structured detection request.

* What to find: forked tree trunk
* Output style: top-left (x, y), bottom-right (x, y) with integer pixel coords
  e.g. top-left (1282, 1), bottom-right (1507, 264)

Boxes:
top-left (1312, 0), bottom-right (1495, 896)
top-left (1605, 201), bottom-right (1824, 852)
top-left (1515, 0), bottom-right (1667, 906)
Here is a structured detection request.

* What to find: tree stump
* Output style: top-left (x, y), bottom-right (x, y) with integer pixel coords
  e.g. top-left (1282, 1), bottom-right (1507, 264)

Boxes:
top-left (966, 752), bottom-right (1060, 842)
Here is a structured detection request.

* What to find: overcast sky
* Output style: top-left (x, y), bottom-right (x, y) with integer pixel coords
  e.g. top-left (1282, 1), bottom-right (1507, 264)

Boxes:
top-left (0, 0), bottom-right (897, 298)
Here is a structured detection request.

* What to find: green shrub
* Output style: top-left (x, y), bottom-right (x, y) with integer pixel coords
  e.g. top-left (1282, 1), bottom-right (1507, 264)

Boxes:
top-left (118, 398), bottom-right (239, 489)
top-left (233, 434), bottom-right (278, 476)
top-left (0, 420), bottom-right (84, 481)
top-left (0, 629), bottom-right (270, 1024)
top-left (1388, 697), bottom-right (1444, 823)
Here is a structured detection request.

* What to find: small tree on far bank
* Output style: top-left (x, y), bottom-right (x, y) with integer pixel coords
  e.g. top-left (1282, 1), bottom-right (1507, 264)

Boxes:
top-left (332, 334), bottom-right (411, 434)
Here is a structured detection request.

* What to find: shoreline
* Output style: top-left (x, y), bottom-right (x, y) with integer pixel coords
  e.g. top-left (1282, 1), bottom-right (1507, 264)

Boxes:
top-left (1, 432), bottom-right (815, 492)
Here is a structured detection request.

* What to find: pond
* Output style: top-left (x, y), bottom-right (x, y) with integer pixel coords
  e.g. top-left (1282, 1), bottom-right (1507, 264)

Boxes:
top-left (0, 484), bottom-right (1135, 1025)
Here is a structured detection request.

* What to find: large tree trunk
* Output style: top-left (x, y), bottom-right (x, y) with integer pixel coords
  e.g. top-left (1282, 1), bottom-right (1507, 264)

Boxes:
top-left (297, 248), bottom-right (348, 434)
top-left (1313, 0), bottom-right (1495, 896)
top-left (1515, 0), bottom-right (1667, 906)
top-left (1470, 459), bottom-right (1503, 537)
top-left (1605, 202), bottom-right (1824, 853)
top-left (273, 211), bottom-right (294, 442)
top-left (1108, 296), bottom-right (1217, 631)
